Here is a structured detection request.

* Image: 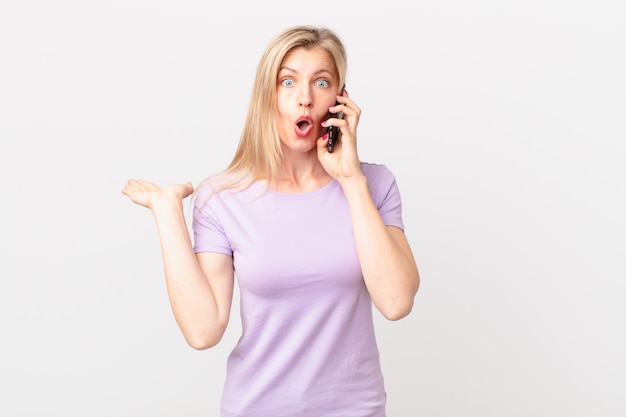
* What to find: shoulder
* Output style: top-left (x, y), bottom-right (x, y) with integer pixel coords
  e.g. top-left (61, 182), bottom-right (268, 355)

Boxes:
top-left (193, 172), bottom-right (264, 211)
top-left (360, 162), bottom-right (397, 185)
top-left (360, 162), bottom-right (404, 226)
top-left (194, 173), bottom-right (241, 207)
top-left (360, 161), bottom-right (402, 205)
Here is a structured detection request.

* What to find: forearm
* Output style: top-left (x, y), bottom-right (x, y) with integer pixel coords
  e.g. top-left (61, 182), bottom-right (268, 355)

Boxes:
top-left (152, 200), bottom-right (225, 348)
top-left (339, 175), bottom-right (420, 320)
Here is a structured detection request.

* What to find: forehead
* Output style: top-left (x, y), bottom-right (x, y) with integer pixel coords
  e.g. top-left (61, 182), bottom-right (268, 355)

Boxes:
top-left (279, 46), bottom-right (336, 74)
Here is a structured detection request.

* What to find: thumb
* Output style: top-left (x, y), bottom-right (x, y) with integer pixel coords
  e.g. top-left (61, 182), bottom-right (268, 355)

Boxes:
top-left (316, 132), bottom-right (329, 154)
top-left (183, 181), bottom-right (194, 197)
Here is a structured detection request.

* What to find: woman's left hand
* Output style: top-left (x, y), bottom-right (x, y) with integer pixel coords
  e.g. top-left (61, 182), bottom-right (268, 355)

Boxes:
top-left (317, 90), bottom-right (363, 181)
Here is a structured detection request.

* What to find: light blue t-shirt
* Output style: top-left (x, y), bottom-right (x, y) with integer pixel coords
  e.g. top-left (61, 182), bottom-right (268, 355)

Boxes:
top-left (193, 162), bottom-right (404, 417)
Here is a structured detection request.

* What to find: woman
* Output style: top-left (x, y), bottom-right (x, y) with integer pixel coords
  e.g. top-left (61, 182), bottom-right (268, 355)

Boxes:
top-left (122, 25), bottom-right (419, 417)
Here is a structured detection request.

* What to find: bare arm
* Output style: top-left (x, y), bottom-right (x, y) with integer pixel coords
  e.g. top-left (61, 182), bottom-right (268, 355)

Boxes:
top-left (122, 180), bottom-right (234, 349)
top-left (318, 91), bottom-right (420, 320)
top-left (340, 175), bottom-right (419, 320)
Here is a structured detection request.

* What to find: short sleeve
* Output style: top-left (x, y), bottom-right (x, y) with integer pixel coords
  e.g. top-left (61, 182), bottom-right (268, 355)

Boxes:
top-left (362, 163), bottom-right (405, 231)
top-left (192, 185), bottom-right (233, 255)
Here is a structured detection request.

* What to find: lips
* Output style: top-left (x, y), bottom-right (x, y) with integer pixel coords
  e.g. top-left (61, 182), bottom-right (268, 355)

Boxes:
top-left (294, 115), bottom-right (314, 137)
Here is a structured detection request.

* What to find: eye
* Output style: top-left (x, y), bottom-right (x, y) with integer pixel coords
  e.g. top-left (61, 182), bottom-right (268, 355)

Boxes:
top-left (282, 78), bottom-right (294, 87)
top-left (315, 79), bottom-right (329, 88)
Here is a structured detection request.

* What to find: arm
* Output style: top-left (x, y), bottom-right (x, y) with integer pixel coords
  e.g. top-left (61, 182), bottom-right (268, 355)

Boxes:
top-left (318, 91), bottom-right (420, 320)
top-left (122, 180), bottom-right (234, 349)
top-left (340, 175), bottom-right (419, 320)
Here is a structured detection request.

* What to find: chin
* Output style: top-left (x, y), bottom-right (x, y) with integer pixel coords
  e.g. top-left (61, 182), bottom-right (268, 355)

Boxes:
top-left (283, 139), bottom-right (316, 153)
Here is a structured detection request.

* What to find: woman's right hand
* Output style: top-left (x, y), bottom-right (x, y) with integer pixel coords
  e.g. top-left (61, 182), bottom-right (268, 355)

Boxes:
top-left (121, 179), bottom-right (194, 210)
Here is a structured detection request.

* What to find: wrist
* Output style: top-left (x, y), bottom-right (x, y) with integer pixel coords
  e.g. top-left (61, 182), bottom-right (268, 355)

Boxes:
top-left (337, 173), bottom-right (368, 194)
top-left (151, 194), bottom-right (185, 217)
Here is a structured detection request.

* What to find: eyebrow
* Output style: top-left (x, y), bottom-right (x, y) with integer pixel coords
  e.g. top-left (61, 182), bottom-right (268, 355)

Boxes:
top-left (278, 66), bottom-right (334, 77)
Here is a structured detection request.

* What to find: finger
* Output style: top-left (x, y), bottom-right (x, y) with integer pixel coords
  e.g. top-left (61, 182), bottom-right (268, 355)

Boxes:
top-left (335, 93), bottom-right (361, 113)
top-left (121, 182), bottom-right (139, 195)
top-left (316, 132), bottom-right (329, 155)
top-left (331, 103), bottom-right (360, 125)
top-left (183, 182), bottom-right (195, 197)
top-left (324, 108), bottom-right (357, 138)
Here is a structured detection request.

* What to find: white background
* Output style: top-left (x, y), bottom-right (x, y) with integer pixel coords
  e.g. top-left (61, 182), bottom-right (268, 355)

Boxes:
top-left (1, 0), bottom-right (624, 416)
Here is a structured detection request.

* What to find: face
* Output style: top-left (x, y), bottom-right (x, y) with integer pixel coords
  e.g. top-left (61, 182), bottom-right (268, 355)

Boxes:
top-left (276, 46), bottom-right (340, 153)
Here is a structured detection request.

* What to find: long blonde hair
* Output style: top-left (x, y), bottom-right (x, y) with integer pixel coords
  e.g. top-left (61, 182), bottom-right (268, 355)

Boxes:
top-left (200, 26), bottom-right (347, 194)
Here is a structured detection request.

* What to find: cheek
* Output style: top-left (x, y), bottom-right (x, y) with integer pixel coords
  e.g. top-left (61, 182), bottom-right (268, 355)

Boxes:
top-left (276, 94), bottom-right (292, 118)
top-left (276, 86), bottom-right (296, 104)
top-left (317, 99), bottom-right (334, 119)
top-left (274, 102), bottom-right (291, 136)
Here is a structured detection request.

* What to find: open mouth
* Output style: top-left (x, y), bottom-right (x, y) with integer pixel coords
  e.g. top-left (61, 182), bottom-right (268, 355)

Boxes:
top-left (294, 116), bottom-right (313, 137)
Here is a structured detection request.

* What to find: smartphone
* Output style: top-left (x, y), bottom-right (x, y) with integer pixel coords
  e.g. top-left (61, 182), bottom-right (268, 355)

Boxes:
top-left (327, 84), bottom-right (346, 153)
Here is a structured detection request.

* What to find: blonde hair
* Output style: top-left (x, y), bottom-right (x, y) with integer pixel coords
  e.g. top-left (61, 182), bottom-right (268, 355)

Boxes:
top-left (199, 25), bottom-right (347, 194)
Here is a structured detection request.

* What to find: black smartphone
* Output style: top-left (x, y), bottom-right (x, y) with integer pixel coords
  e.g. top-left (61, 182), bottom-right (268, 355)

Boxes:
top-left (327, 84), bottom-right (345, 153)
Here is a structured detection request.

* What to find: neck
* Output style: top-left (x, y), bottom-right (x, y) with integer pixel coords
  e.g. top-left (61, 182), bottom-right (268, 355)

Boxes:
top-left (272, 154), bottom-right (331, 193)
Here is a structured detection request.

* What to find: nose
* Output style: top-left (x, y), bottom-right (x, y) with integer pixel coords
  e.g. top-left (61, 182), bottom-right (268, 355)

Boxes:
top-left (297, 85), bottom-right (313, 108)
